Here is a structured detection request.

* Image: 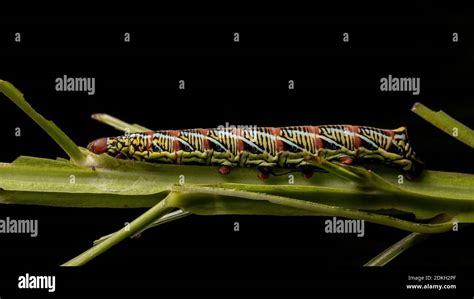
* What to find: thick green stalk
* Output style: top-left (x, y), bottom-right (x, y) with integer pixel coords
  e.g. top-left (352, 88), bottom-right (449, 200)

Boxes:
top-left (170, 185), bottom-right (455, 233)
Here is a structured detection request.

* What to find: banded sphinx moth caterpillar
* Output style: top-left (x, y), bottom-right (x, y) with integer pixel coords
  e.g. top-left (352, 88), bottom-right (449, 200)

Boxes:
top-left (88, 125), bottom-right (424, 179)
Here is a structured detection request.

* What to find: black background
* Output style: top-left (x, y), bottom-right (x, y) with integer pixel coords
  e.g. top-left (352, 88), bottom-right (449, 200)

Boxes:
top-left (0, 2), bottom-right (473, 298)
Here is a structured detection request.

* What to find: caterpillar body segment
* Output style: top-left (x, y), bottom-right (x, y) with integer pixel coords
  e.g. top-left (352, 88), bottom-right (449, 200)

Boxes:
top-left (87, 125), bottom-right (424, 179)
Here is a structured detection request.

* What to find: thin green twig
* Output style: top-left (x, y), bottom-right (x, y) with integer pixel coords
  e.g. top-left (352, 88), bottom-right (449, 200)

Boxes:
top-left (412, 102), bottom-right (474, 148)
top-left (92, 113), bottom-right (150, 133)
top-left (0, 80), bottom-right (87, 164)
top-left (364, 232), bottom-right (430, 267)
top-left (62, 193), bottom-right (175, 266)
top-left (305, 157), bottom-right (367, 186)
top-left (93, 209), bottom-right (191, 246)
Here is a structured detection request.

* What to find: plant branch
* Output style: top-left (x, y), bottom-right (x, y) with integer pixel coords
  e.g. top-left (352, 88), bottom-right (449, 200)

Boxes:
top-left (91, 113), bottom-right (150, 133)
top-left (93, 209), bottom-right (191, 246)
top-left (0, 80), bottom-right (87, 164)
top-left (363, 214), bottom-right (455, 266)
top-left (364, 232), bottom-right (430, 267)
top-left (412, 102), bottom-right (474, 148)
top-left (171, 185), bottom-right (455, 233)
top-left (62, 193), bottom-right (175, 266)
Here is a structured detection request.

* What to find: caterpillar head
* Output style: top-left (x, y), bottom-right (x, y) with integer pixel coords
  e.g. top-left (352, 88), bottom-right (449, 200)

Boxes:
top-left (88, 136), bottom-right (127, 157)
top-left (87, 137), bottom-right (108, 154)
top-left (388, 127), bottom-right (424, 179)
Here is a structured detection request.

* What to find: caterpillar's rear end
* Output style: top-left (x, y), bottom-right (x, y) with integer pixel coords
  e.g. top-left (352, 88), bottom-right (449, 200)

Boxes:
top-left (87, 125), bottom-right (424, 180)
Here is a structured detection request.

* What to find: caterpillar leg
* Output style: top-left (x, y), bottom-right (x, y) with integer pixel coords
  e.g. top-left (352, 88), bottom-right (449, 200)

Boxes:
top-left (338, 156), bottom-right (354, 165)
top-left (115, 152), bottom-right (126, 159)
top-left (297, 158), bottom-right (329, 178)
top-left (218, 165), bottom-right (232, 175)
top-left (257, 166), bottom-right (273, 180)
top-left (297, 164), bottom-right (315, 179)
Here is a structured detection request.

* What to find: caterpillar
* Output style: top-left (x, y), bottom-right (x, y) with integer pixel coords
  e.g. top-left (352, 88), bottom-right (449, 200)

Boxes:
top-left (87, 125), bottom-right (424, 180)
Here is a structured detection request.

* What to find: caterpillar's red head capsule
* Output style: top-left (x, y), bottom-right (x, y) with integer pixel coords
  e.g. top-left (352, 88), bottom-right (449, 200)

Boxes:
top-left (87, 137), bottom-right (108, 154)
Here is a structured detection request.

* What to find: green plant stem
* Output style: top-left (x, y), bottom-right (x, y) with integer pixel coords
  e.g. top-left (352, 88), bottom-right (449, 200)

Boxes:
top-left (363, 215), bottom-right (456, 266)
top-left (93, 209), bottom-right (191, 246)
top-left (364, 232), bottom-right (430, 266)
top-left (62, 193), bottom-right (175, 266)
top-left (1, 81), bottom-right (472, 267)
top-left (305, 157), bottom-right (367, 186)
top-left (64, 183), bottom-right (456, 266)
top-left (171, 185), bottom-right (455, 233)
top-left (412, 102), bottom-right (474, 148)
top-left (0, 80), bottom-right (87, 164)
top-left (92, 113), bottom-right (150, 132)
